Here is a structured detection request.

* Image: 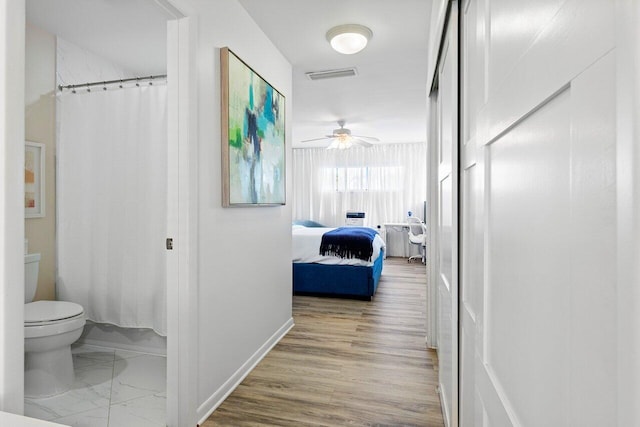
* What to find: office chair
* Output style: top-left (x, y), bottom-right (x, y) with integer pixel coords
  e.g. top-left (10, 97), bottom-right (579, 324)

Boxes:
top-left (407, 216), bottom-right (427, 264)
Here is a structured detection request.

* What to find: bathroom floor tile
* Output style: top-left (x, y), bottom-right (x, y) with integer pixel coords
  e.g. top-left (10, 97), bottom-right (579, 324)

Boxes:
top-left (72, 345), bottom-right (115, 369)
top-left (110, 354), bottom-right (166, 405)
top-left (26, 347), bottom-right (166, 427)
top-left (24, 375), bottom-right (112, 421)
top-left (108, 394), bottom-right (166, 427)
top-left (24, 398), bottom-right (63, 421)
top-left (50, 406), bottom-right (109, 427)
top-left (72, 362), bottom-right (114, 389)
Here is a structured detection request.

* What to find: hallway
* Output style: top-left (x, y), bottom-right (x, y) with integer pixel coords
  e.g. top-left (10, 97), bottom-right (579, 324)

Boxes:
top-left (205, 258), bottom-right (443, 426)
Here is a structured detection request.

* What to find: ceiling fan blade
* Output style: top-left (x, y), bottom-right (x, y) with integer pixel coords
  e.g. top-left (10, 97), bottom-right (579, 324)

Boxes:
top-left (300, 136), bottom-right (335, 143)
top-left (352, 138), bottom-right (373, 147)
top-left (351, 134), bottom-right (380, 142)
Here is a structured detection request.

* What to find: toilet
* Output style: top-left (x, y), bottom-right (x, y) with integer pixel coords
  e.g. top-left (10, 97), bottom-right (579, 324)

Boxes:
top-left (24, 253), bottom-right (85, 398)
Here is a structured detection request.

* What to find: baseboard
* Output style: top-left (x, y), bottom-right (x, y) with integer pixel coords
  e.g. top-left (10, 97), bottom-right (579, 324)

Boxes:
top-left (196, 317), bottom-right (294, 424)
top-left (438, 383), bottom-right (451, 427)
top-left (426, 334), bottom-right (437, 350)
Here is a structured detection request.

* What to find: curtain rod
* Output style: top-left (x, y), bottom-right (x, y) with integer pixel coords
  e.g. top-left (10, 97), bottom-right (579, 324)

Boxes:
top-left (58, 75), bottom-right (167, 92)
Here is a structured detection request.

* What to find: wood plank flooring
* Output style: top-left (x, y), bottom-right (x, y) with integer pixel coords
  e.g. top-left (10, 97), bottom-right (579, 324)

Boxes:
top-left (203, 257), bottom-right (444, 426)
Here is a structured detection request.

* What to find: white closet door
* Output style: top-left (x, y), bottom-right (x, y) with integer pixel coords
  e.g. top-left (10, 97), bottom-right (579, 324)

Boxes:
top-left (459, 0), bottom-right (618, 425)
top-left (436, 3), bottom-right (459, 425)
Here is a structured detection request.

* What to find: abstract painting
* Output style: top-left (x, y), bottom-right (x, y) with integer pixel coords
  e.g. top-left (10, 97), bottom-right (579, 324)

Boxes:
top-left (25, 141), bottom-right (45, 218)
top-left (221, 47), bottom-right (286, 207)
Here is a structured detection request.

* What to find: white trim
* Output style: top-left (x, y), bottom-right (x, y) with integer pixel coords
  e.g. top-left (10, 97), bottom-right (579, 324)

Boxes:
top-left (165, 17), bottom-right (180, 427)
top-left (426, 91), bottom-right (439, 349)
top-left (615, 0), bottom-right (640, 425)
top-left (196, 318), bottom-right (295, 424)
top-left (0, 0), bottom-right (26, 414)
top-left (166, 13), bottom-right (198, 427)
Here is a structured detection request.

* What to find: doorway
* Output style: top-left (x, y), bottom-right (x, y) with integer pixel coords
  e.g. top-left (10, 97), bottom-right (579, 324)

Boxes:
top-left (14, 1), bottom-right (192, 426)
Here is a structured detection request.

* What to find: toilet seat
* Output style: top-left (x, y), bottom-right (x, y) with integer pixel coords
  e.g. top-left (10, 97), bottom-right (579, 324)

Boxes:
top-left (25, 301), bottom-right (84, 325)
top-left (24, 301), bottom-right (85, 339)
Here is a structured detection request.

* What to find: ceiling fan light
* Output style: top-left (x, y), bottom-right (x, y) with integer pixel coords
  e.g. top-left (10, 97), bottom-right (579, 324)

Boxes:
top-left (326, 24), bottom-right (372, 55)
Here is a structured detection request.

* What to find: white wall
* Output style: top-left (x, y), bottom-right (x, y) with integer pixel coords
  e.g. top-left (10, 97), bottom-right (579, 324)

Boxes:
top-left (56, 38), bottom-right (135, 86)
top-left (170, 0), bottom-right (293, 422)
top-left (25, 23), bottom-right (56, 301)
top-left (0, 0), bottom-right (25, 414)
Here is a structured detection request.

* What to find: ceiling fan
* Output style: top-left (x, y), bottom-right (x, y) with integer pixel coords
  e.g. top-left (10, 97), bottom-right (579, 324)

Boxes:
top-left (301, 120), bottom-right (380, 149)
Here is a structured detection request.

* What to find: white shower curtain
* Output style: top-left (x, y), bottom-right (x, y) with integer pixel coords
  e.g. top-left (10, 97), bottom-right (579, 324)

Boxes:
top-left (57, 85), bottom-right (167, 336)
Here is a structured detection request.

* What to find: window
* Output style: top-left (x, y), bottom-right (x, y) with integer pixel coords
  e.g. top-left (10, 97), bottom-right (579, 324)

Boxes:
top-left (322, 166), bottom-right (404, 192)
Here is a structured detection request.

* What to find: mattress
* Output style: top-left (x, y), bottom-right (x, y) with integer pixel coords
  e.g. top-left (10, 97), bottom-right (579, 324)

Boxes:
top-left (292, 225), bottom-right (385, 266)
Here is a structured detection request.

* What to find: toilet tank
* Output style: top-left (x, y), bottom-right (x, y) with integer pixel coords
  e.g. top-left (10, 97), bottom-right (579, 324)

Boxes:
top-left (24, 253), bottom-right (41, 303)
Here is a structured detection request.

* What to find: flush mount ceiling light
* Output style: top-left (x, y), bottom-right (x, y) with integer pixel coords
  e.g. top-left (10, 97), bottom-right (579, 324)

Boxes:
top-left (326, 24), bottom-right (373, 55)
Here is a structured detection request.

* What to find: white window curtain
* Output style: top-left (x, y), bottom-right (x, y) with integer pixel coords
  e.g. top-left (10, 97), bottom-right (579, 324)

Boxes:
top-left (292, 142), bottom-right (427, 228)
top-left (57, 85), bottom-right (167, 336)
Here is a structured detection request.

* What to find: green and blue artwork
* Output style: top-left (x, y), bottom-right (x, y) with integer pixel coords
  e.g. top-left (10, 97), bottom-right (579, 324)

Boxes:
top-left (224, 48), bottom-right (285, 206)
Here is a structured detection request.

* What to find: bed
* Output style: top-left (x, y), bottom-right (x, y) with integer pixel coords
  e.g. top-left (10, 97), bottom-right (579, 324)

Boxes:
top-left (292, 223), bottom-right (386, 300)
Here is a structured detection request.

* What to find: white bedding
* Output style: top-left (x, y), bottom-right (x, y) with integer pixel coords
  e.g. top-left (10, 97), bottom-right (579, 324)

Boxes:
top-left (292, 225), bottom-right (386, 267)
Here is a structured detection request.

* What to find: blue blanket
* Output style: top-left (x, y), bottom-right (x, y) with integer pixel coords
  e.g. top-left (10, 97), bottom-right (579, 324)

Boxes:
top-left (319, 227), bottom-right (379, 261)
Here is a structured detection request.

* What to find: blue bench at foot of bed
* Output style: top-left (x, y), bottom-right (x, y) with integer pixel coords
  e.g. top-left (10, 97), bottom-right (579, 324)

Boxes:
top-left (292, 250), bottom-right (384, 300)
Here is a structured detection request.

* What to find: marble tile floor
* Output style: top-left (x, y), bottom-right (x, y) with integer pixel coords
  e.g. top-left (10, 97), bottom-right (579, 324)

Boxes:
top-left (25, 344), bottom-right (166, 427)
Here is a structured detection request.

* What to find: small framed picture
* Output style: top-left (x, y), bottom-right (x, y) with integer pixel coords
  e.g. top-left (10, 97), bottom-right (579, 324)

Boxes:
top-left (25, 141), bottom-right (45, 218)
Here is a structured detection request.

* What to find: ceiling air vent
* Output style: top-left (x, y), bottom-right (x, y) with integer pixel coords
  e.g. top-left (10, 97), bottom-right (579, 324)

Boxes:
top-left (306, 67), bottom-right (358, 81)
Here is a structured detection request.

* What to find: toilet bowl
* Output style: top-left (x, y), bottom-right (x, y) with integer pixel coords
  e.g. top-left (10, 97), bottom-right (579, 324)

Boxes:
top-left (24, 254), bottom-right (85, 398)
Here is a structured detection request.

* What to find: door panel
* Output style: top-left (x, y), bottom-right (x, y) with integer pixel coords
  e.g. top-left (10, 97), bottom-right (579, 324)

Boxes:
top-left (459, 0), bottom-right (617, 425)
top-left (486, 89), bottom-right (572, 426)
top-left (439, 174), bottom-right (453, 291)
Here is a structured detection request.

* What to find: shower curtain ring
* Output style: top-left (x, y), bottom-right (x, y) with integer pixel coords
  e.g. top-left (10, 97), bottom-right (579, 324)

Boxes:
top-left (119, 79), bottom-right (123, 89)
top-left (86, 84), bottom-right (91, 93)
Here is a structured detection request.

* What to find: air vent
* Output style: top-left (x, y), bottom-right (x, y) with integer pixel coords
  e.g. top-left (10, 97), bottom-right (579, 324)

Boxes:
top-left (306, 67), bottom-right (358, 81)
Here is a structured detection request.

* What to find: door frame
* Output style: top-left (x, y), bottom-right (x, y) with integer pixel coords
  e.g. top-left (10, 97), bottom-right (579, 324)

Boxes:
top-left (0, 0), bottom-right (26, 414)
top-left (426, 83), bottom-right (439, 349)
top-left (165, 6), bottom-right (198, 426)
top-left (427, 1), bottom-right (460, 425)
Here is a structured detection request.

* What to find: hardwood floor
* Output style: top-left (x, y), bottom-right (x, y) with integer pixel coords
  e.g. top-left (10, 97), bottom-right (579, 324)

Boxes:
top-left (203, 257), bottom-right (444, 426)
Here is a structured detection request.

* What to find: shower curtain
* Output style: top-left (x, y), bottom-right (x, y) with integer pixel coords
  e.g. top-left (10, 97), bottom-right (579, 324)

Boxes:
top-left (57, 85), bottom-right (167, 336)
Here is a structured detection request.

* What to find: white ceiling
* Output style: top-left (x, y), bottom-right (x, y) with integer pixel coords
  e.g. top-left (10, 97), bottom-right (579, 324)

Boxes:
top-left (26, 0), bottom-right (171, 77)
top-left (238, 0), bottom-right (432, 147)
top-left (26, 0), bottom-right (432, 148)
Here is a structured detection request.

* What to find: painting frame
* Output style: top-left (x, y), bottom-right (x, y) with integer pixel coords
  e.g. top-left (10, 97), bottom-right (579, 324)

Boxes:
top-left (25, 141), bottom-right (45, 218)
top-left (220, 47), bottom-right (286, 207)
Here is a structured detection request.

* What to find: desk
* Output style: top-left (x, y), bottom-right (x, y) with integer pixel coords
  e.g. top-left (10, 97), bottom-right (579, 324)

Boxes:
top-left (382, 223), bottom-right (421, 258)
